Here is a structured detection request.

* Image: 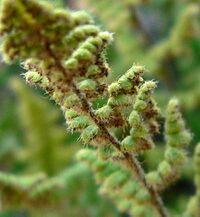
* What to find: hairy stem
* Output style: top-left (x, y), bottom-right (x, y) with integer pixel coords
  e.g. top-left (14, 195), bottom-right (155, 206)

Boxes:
top-left (72, 82), bottom-right (169, 217)
top-left (44, 37), bottom-right (169, 217)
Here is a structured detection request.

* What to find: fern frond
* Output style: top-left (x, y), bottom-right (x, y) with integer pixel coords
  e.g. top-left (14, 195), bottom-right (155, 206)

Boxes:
top-left (0, 1), bottom-right (194, 217)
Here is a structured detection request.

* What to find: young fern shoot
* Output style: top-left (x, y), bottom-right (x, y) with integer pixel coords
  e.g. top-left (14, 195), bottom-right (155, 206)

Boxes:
top-left (0, 0), bottom-right (193, 217)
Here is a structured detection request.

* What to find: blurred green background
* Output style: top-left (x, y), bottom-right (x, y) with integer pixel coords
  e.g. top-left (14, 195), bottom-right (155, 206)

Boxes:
top-left (0, 0), bottom-right (199, 216)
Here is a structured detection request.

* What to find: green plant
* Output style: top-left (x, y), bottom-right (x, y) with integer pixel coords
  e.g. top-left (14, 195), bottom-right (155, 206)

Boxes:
top-left (78, 0), bottom-right (200, 111)
top-left (0, 0), bottom-right (199, 216)
top-left (10, 78), bottom-right (81, 175)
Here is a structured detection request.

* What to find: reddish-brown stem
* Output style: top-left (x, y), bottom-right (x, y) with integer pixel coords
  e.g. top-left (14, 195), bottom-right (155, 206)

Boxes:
top-left (72, 82), bottom-right (169, 217)
top-left (44, 40), bottom-right (169, 217)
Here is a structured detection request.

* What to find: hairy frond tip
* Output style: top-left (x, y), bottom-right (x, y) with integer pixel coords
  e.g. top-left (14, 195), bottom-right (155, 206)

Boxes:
top-left (0, 0), bottom-right (113, 68)
top-left (165, 97), bottom-right (192, 165)
top-left (165, 98), bottom-right (192, 148)
top-left (146, 96), bottom-right (192, 192)
top-left (130, 64), bottom-right (148, 75)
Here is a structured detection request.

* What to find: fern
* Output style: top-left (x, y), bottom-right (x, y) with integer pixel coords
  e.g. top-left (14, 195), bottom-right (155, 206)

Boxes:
top-left (0, 163), bottom-right (87, 205)
top-left (0, 0), bottom-right (199, 217)
top-left (78, 0), bottom-right (200, 111)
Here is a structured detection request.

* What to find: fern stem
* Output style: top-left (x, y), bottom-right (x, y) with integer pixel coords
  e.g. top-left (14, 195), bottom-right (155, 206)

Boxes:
top-left (44, 37), bottom-right (168, 216)
top-left (42, 33), bottom-right (169, 216)
top-left (37, 27), bottom-right (169, 215)
top-left (72, 82), bottom-right (169, 217)
top-left (0, 3), bottom-right (168, 213)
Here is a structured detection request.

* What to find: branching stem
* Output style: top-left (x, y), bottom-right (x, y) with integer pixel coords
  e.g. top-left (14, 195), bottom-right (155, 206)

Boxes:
top-left (44, 36), bottom-right (169, 217)
top-left (72, 82), bottom-right (169, 217)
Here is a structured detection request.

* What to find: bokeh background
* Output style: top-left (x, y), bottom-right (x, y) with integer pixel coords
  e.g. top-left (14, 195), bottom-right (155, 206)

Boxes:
top-left (0, 0), bottom-right (199, 216)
